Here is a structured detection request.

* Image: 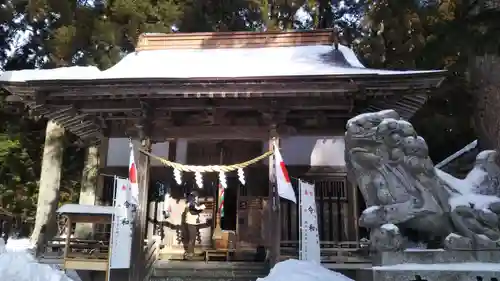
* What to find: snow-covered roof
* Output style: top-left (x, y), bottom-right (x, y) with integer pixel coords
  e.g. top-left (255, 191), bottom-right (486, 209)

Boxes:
top-left (0, 44), bottom-right (445, 83)
top-left (56, 204), bottom-right (117, 216)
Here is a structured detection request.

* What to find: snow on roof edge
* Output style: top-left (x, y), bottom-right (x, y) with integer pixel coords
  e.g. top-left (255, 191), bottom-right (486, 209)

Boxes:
top-left (0, 44), bottom-right (447, 83)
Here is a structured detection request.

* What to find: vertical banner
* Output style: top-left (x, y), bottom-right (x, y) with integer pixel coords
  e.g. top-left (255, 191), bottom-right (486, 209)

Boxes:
top-left (299, 180), bottom-right (321, 263)
top-left (110, 177), bottom-right (133, 269)
top-left (128, 141), bottom-right (139, 221)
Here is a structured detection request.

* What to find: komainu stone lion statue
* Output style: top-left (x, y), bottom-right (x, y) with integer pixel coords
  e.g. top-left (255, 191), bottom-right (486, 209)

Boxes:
top-left (345, 109), bottom-right (500, 251)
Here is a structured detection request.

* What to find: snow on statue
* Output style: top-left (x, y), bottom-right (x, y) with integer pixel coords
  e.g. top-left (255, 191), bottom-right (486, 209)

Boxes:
top-left (345, 109), bottom-right (500, 250)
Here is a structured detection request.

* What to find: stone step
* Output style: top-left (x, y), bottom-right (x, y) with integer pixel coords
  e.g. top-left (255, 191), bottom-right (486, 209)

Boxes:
top-left (152, 261), bottom-right (269, 281)
top-left (373, 268), bottom-right (500, 281)
top-left (373, 250), bottom-right (500, 266)
top-left (150, 277), bottom-right (261, 281)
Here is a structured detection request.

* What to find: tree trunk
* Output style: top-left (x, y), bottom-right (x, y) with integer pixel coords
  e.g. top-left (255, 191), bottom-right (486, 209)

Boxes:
top-left (30, 120), bottom-right (65, 252)
top-left (470, 55), bottom-right (500, 150)
top-left (75, 145), bottom-right (99, 238)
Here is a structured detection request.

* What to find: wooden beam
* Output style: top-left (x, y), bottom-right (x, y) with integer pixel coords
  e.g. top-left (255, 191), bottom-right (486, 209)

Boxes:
top-left (41, 80), bottom-right (365, 98)
top-left (106, 125), bottom-right (346, 140)
top-left (268, 124), bottom-right (280, 266)
top-left (111, 125), bottom-right (286, 140)
top-left (130, 108), bottom-right (152, 281)
top-left (49, 97), bottom-right (354, 112)
top-left (136, 29), bottom-right (334, 51)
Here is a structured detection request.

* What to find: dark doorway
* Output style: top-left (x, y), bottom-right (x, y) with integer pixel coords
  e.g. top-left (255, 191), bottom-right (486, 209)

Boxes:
top-left (220, 176), bottom-right (238, 231)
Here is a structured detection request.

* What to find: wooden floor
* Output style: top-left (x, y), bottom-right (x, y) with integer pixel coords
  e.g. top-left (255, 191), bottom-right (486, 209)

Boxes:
top-left (159, 246), bottom-right (260, 262)
top-left (154, 261), bottom-right (267, 269)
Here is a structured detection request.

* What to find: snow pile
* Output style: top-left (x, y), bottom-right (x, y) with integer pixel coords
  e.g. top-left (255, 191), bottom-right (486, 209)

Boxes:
top-left (257, 259), bottom-right (353, 281)
top-left (0, 238), bottom-right (78, 281)
top-left (4, 238), bottom-right (35, 252)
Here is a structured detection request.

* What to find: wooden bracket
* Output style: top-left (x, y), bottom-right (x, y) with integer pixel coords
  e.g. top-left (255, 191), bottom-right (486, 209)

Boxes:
top-left (136, 101), bottom-right (153, 141)
top-left (261, 109), bottom-right (288, 127)
top-left (34, 91), bottom-right (48, 104)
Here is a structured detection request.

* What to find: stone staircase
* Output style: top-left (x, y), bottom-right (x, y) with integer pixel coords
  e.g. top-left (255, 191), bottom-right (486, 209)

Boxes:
top-left (370, 250), bottom-right (500, 281)
top-left (150, 261), bottom-right (270, 281)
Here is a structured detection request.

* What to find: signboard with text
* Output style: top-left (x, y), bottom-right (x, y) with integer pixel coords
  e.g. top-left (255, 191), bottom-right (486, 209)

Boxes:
top-left (110, 177), bottom-right (133, 269)
top-left (299, 180), bottom-right (320, 263)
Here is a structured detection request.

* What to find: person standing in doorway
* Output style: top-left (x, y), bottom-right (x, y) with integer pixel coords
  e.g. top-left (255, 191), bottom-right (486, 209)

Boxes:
top-left (184, 191), bottom-right (205, 259)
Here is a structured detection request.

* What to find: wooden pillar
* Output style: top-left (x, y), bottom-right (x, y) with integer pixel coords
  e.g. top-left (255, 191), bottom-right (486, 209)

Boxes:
top-left (146, 143), bottom-right (158, 240)
top-left (268, 125), bottom-right (281, 266)
top-left (31, 120), bottom-right (65, 249)
top-left (147, 200), bottom-right (155, 239)
top-left (352, 183), bottom-right (360, 243)
top-left (130, 137), bottom-right (152, 281)
top-left (212, 143), bottom-right (224, 242)
top-left (96, 137), bottom-right (109, 205)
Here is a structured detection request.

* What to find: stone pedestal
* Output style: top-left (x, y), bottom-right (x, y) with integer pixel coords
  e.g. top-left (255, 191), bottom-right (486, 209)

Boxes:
top-left (371, 250), bottom-right (500, 281)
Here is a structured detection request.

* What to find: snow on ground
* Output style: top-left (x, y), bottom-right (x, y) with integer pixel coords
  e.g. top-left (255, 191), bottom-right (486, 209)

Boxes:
top-left (0, 238), bottom-right (80, 281)
top-left (257, 259), bottom-right (353, 281)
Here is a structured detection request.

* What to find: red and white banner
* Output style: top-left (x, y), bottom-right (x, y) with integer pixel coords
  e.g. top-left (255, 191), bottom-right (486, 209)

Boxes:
top-left (128, 141), bottom-right (140, 220)
top-left (273, 142), bottom-right (297, 203)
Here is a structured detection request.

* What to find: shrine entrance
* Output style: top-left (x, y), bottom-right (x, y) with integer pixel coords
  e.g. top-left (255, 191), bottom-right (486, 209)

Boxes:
top-left (155, 140), bottom-right (267, 261)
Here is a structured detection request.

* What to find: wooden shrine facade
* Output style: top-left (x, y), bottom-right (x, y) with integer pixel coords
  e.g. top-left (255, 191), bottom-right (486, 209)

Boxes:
top-left (0, 29), bottom-right (446, 272)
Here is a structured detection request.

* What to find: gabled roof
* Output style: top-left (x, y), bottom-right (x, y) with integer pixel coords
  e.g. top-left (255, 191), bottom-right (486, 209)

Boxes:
top-left (0, 30), bottom-right (448, 144)
top-left (0, 30), bottom-right (445, 83)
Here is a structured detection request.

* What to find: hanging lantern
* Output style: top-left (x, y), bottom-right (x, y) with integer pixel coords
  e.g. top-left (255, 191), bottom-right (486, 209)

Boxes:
top-left (173, 169), bottom-right (182, 185)
top-left (219, 171), bottom-right (227, 189)
top-left (195, 171), bottom-right (203, 188)
top-left (237, 168), bottom-right (245, 185)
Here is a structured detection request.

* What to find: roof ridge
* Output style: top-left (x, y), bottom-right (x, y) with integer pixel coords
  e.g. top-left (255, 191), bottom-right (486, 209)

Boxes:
top-left (136, 29), bottom-right (336, 51)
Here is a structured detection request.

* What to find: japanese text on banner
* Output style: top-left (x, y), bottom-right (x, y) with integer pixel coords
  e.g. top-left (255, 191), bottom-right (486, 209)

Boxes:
top-left (299, 180), bottom-right (320, 263)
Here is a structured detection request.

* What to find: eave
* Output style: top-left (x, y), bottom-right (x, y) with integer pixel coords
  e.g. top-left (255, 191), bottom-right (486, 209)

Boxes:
top-left (1, 70), bottom-right (447, 145)
top-left (2, 71), bottom-right (446, 99)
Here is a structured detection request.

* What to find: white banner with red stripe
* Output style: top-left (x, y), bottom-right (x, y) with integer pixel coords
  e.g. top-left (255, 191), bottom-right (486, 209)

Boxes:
top-left (128, 141), bottom-right (139, 222)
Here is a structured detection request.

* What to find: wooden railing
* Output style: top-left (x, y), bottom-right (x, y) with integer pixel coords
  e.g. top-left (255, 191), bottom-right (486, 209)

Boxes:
top-left (280, 240), bottom-right (370, 263)
top-left (43, 237), bottom-right (110, 258)
top-left (142, 236), bottom-right (160, 281)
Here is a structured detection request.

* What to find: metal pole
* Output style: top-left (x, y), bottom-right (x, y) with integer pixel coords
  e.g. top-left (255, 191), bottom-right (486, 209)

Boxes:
top-left (101, 173), bottom-right (127, 179)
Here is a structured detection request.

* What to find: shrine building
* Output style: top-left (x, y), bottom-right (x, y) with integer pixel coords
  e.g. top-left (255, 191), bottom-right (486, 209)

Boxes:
top-left (0, 30), bottom-right (446, 279)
